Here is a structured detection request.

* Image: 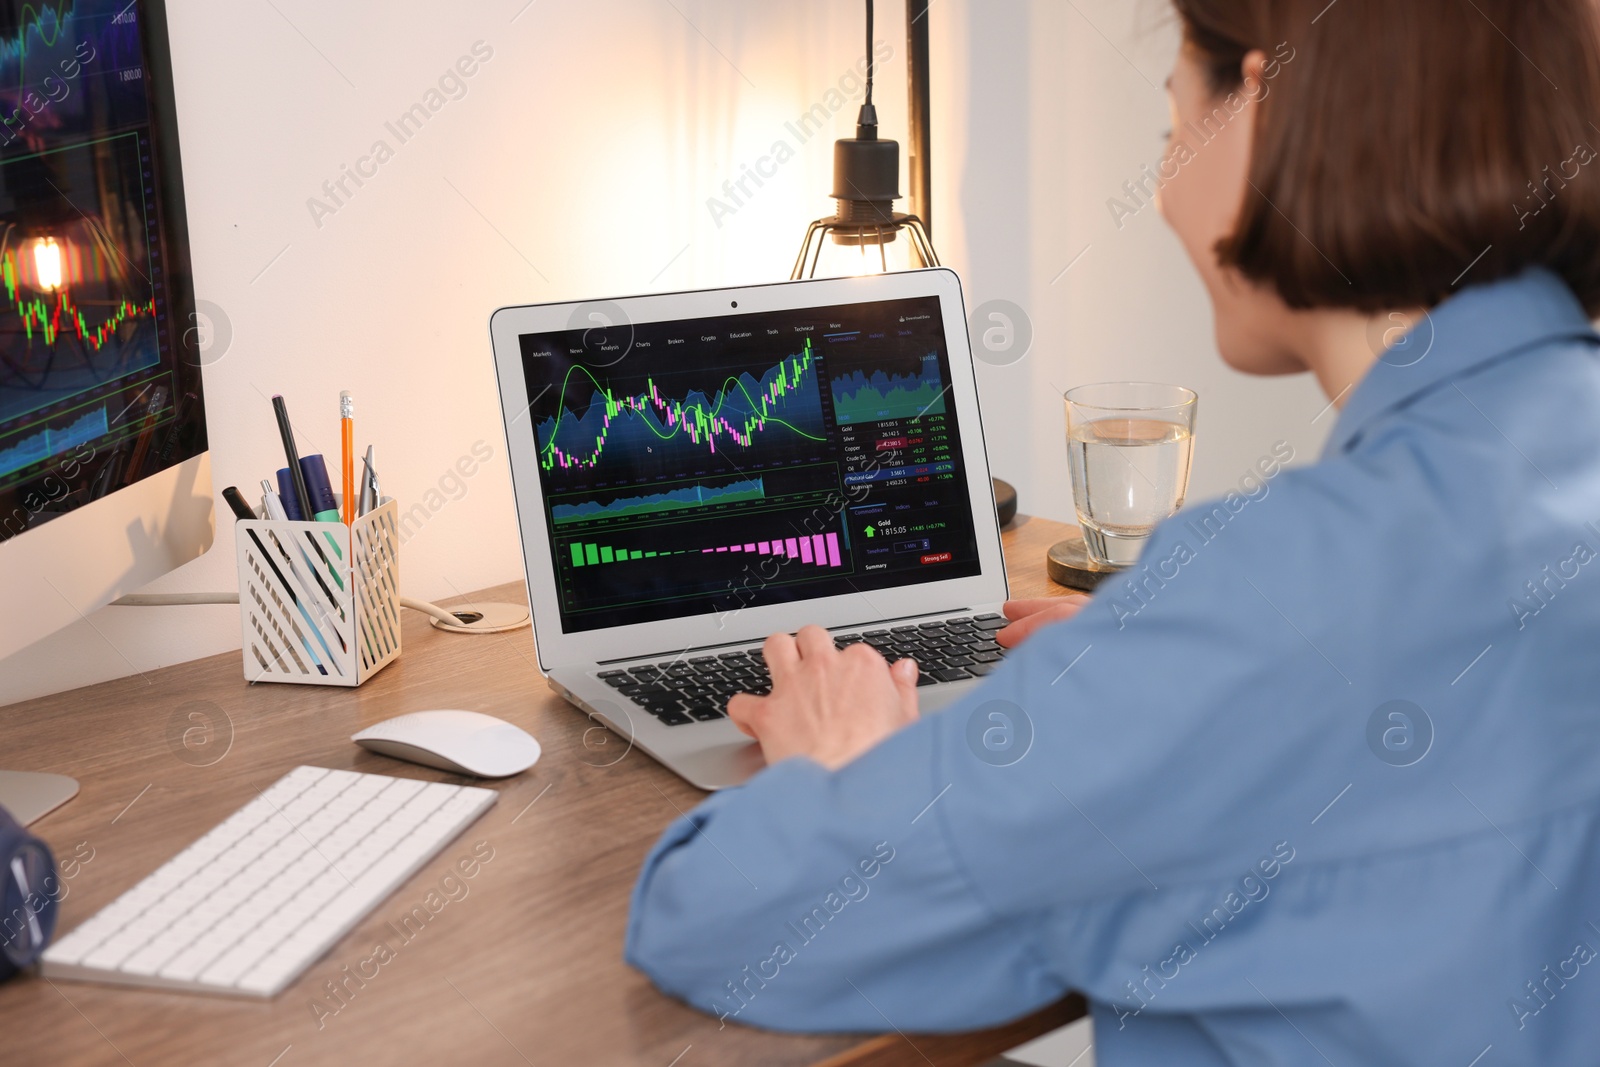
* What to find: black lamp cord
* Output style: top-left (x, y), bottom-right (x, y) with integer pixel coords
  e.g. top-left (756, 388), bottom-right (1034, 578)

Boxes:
top-left (865, 0), bottom-right (874, 105)
top-left (860, 0), bottom-right (878, 136)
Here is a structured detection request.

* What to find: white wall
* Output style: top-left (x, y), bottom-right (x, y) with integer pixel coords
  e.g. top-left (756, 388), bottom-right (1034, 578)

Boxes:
top-left (1, 0), bottom-right (1329, 706)
top-left (952, 0), bottom-right (1330, 527)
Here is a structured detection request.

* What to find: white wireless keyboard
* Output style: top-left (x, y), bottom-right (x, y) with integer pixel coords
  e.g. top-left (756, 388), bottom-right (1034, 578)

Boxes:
top-left (42, 765), bottom-right (496, 997)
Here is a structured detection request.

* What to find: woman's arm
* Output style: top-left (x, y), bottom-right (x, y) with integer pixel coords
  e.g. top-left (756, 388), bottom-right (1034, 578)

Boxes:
top-left (626, 476), bottom-right (1361, 1030)
top-left (624, 712), bottom-right (1072, 1032)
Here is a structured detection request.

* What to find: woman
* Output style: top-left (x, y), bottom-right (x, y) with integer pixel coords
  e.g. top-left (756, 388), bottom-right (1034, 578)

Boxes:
top-left (626, 0), bottom-right (1600, 1061)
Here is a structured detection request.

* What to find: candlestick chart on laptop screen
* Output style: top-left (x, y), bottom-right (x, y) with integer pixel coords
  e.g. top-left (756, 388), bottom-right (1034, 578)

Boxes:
top-left (519, 297), bottom-right (984, 633)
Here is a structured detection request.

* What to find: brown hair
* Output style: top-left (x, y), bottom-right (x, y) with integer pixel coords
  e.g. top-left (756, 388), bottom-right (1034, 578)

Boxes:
top-left (1171, 0), bottom-right (1600, 314)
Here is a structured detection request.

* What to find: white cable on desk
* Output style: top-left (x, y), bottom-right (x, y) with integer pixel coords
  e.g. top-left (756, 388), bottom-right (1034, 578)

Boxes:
top-left (397, 597), bottom-right (463, 626)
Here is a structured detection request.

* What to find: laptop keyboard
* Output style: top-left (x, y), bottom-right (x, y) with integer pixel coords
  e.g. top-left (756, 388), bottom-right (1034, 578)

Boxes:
top-left (596, 613), bottom-right (1011, 727)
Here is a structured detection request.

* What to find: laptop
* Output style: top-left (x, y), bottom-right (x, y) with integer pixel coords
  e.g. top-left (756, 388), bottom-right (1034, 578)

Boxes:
top-left (488, 268), bottom-right (1009, 789)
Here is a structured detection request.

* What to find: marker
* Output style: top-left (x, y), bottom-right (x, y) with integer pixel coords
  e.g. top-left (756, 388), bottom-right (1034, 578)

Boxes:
top-left (276, 465), bottom-right (344, 583)
top-left (276, 468), bottom-right (306, 520)
top-left (272, 394), bottom-right (315, 521)
top-left (299, 454), bottom-right (343, 523)
top-left (221, 486), bottom-right (257, 521)
top-left (299, 453), bottom-right (348, 568)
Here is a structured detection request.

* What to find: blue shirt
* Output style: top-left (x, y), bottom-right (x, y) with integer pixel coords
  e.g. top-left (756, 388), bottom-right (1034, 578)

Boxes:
top-left (625, 268), bottom-right (1600, 1065)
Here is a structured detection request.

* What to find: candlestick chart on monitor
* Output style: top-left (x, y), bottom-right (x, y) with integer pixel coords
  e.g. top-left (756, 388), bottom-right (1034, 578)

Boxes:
top-left (0, 0), bottom-right (188, 511)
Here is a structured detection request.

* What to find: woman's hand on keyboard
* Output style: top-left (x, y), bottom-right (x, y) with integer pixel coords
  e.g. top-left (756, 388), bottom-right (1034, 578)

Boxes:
top-left (728, 625), bottom-right (921, 771)
top-left (994, 595), bottom-right (1092, 649)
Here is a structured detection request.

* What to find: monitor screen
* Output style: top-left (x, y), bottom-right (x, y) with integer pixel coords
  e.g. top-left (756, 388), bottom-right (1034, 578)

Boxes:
top-left (0, 0), bottom-right (204, 544)
top-left (518, 295), bottom-right (984, 634)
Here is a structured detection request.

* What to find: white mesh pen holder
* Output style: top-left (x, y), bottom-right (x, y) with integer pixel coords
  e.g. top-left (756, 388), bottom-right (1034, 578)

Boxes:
top-left (236, 498), bottom-right (401, 686)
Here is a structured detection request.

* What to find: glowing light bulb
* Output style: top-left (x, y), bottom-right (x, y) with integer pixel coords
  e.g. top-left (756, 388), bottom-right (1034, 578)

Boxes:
top-left (33, 237), bottom-right (63, 291)
top-left (816, 231), bottom-right (924, 277)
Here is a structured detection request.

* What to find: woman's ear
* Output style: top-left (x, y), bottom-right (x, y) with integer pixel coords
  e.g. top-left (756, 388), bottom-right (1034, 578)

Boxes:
top-left (1241, 49), bottom-right (1271, 99)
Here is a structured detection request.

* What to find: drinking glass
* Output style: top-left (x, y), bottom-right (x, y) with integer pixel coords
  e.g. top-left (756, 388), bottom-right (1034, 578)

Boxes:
top-left (1064, 382), bottom-right (1197, 567)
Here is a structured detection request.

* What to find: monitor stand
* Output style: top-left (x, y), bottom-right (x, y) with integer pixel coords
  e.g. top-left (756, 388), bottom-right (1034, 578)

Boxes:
top-left (0, 772), bottom-right (79, 827)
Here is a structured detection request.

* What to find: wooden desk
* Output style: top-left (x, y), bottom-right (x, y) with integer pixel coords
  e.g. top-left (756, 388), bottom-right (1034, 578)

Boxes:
top-left (2, 516), bottom-right (1086, 1066)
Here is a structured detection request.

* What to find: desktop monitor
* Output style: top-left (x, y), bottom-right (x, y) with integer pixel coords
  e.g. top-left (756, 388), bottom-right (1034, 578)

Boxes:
top-left (0, 0), bottom-right (211, 666)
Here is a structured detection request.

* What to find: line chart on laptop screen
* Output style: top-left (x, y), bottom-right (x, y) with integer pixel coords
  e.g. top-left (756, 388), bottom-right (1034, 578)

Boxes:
top-left (518, 297), bottom-right (984, 632)
top-left (535, 337), bottom-right (827, 477)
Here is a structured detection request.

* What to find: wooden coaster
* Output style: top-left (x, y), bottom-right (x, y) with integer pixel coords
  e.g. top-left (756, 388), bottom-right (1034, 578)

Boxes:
top-left (1046, 536), bottom-right (1123, 591)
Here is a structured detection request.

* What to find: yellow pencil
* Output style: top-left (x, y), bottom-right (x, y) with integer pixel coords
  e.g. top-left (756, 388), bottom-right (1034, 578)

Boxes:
top-left (340, 391), bottom-right (355, 525)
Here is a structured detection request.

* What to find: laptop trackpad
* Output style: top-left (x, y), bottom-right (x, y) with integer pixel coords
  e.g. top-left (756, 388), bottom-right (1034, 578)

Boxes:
top-left (675, 737), bottom-right (767, 791)
top-left (919, 678), bottom-right (981, 712)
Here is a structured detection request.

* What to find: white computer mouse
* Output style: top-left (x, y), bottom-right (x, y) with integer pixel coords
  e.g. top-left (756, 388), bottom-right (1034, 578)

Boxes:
top-left (351, 710), bottom-right (541, 778)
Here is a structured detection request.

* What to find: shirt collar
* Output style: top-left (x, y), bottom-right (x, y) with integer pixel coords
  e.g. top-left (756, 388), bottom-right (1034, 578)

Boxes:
top-left (1323, 267), bottom-right (1599, 457)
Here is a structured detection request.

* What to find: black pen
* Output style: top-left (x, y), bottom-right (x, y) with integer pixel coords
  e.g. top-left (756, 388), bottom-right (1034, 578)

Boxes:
top-left (272, 394), bottom-right (315, 521)
top-left (220, 485), bottom-right (257, 521)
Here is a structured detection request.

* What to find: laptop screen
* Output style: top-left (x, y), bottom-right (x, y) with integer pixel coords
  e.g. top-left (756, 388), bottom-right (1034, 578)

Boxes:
top-left (517, 295), bottom-right (985, 633)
